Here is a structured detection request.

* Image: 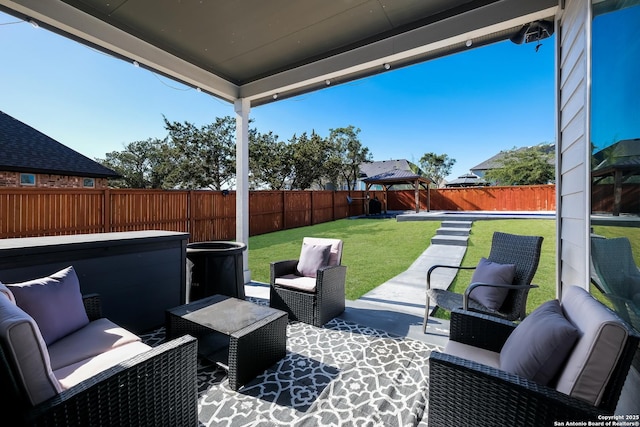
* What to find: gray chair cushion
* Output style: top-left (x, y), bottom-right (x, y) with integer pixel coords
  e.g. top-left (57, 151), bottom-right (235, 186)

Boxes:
top-left (0, 293), bottom-right (61, 405)
top-left (444, 340), bottom-right (500, 369)
top-left (302, 237), bottom-right (343, 266)
top-left (556, 285), bottom-right (630, 406)
top-left (500, 299), bottom-right (579, 385)
top-left (468, 257), bottom-right (516, 310)
top-left (47, 318), bottom-right (142, 371)
top-left (54, 341), bottom-right (151, 390)
top-left (296, 243), bottom-right (331, 278)
top-left (8, 266), bottom-right (89, 346)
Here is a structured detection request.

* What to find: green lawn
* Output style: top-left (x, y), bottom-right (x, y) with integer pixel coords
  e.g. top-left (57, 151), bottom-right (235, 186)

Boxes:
top-left (248, 218), bottom-right (557, 317)
top-left (249, 218), bottom-right (440, 300)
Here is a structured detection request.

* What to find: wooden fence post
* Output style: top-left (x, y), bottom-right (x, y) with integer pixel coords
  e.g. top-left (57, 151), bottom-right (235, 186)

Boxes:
top-left (282, 191), bottom-right (287, 230)
top-left (103, 188), bottom-right (111, 233)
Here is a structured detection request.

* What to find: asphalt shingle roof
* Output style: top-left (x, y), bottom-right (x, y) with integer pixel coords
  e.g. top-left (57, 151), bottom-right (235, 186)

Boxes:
top-left (0, 111), bottom-right (119, 178)
top-left (360, 159), bottom-right (430, 182)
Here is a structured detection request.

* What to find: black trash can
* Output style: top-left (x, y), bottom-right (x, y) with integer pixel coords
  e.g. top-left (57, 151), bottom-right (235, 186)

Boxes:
top-left (186, 241), bottom-right (247, 301)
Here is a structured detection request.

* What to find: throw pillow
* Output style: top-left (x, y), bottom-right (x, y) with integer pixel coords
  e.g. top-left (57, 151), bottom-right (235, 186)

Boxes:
top-left (468, 257), bottom-right (516, 310)
top-left (500, 299), bottom-right (579, 385)
top-left (8, 266), bottom-right (89, 346)
top-left (296, 243), bottom-right (331, 278)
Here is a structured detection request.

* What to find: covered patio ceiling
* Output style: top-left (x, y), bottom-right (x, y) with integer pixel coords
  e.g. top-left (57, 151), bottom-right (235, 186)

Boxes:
top-left (0, 0), bottom-right (557, 107)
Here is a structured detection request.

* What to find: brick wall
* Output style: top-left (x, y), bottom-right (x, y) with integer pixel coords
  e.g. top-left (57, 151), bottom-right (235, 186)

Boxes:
top-left (0, 171), bottom-right (108, 189)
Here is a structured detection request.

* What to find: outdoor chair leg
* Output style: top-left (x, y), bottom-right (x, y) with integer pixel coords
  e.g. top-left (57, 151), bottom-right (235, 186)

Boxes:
top-left (423, 294), bottom-right (430, 334)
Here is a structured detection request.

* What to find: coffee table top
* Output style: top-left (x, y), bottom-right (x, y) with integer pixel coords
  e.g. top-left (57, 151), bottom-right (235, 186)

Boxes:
top-left (168, 294), bottom-right (284, 335)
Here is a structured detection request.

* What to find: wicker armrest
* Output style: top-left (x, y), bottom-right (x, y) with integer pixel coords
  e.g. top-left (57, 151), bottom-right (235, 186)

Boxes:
top-left (427, 264), bottom-right (476, 289)
top-left (270, 259), bottom-right (299, 282)
top-left (27, 335), bottom-right (198, 427)
top-left (428, 351), bottom-right (606, 427)
top-left (82, 293), bottom-right (102, 321)
top-left (316, 264), bottom-right (347, 289)
top-left (462, 283), bottom-right (539, 312)
top-left (449, 309), bottom-right (516, 352)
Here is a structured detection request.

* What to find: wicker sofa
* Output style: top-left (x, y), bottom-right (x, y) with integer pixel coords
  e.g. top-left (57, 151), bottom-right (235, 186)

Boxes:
top-left (428, 285), bottom-right (639, 426)
top-left (0, 266), bottom-right (198, 426)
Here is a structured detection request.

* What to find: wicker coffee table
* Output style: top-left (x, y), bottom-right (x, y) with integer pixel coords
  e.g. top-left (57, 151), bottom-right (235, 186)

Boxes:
top-left (166, 294), bottom-right (288, 390)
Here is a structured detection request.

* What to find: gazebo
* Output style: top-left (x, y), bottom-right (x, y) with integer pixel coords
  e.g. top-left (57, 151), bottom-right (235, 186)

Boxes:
top-left (591, 138), bottom-right (640, 216)
top-left (362, 169), bottom-right (432, 214)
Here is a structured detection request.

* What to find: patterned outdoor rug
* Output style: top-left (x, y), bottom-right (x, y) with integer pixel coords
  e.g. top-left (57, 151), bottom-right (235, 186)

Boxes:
top-left (142, 311), bottom-right (441, 426)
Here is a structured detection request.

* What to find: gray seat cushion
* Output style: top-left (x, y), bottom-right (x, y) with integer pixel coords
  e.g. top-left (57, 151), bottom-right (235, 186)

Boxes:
top-left (47, 318), bottom-right (142, 371)
top-left (555, 285), bottom-right (630, 406)
top-left (0, 293), bottom-right (61, 405)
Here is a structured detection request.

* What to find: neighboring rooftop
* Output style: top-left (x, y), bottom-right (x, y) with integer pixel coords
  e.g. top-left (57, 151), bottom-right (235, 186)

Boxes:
top-left (0, 111), bottom-right (119, 178)
top-left (445, 173), bottom-right (486, 187)
top-left (470, 143), bottom-right (555, 177)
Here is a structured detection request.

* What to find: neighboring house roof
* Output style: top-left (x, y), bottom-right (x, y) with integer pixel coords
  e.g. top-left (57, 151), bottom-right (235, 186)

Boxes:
top-left (445, 173), bottom-right (486, 187)
top-left (0, 111), bottom-right (119, 178)
top-left (471, 143), bottom-right (555, 174)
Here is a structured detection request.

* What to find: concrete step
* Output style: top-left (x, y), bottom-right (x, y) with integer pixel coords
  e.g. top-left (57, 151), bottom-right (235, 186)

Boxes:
top-left (430, 235), bottom-right (469, 246)
top-left (436, 227), bottom-right (471, 236)
top-left (441, 220), bottom-right (473, 229)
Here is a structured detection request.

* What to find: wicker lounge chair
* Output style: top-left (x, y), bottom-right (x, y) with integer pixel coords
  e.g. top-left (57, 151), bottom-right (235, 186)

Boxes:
top-left (424, 231), bottom-right (543, 333)
top-left (428, 285), bottom-right (640, 426)
top-left (270, 237), bottom-right (346, 327)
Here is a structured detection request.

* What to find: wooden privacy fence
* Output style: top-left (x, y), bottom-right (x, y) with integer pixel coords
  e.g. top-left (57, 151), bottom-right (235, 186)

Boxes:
top-left (0, 185), bottom-right (555, 241)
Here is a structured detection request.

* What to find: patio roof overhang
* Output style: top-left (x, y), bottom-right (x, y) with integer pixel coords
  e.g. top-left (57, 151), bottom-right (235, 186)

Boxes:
top-left (0, 0), bottom-right (557, 107)
top-left (0, 0), bottom-right (558, 282)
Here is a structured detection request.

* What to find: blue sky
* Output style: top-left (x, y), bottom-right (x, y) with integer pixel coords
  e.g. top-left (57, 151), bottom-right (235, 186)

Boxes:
top-left (0, 11), bottom-right (556, 181)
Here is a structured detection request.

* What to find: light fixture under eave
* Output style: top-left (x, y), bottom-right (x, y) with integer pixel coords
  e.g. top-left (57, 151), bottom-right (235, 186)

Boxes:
top-left (28, 19), bottom-right (39, 28)
top-left (133, 60), bottom-right (140, 67)
top-left (325, 79), bottom-right (331, 86)
top-left (465, 39), bottom-right (473, 47)
top-left (383, 63), bottom-right (390, 70)
top-left (272, 93), bottom-right (278, 100)
top-left (510, 20), bottom-right (554, 45)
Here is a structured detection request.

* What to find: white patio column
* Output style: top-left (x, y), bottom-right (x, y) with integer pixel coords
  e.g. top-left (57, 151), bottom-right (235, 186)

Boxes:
top-left (235, 98), bottom-right (251, 284)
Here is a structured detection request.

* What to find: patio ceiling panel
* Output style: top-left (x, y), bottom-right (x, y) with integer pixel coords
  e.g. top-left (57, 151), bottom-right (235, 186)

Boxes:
top-left (0, 0), bottom-right (557, 106)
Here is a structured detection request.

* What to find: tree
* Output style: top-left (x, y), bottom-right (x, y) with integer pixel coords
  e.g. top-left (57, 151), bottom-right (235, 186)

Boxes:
top-left (289, 131), bottom-right (329, 189)
top-left (97, 138), bottom-right (171, 188)
top-left (419, 153), bottom-right (456, 188)
top-left (163, 116), bottom-right (236, 190)
top-left (484, 144), bottom-right (555, 186)
top-left (328, 126), bottom-right (372, 191)
top-left (249, 131), bottom-right (293, 190)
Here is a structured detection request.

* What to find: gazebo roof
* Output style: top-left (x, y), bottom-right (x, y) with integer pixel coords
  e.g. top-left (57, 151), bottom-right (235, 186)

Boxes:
top-left (363, 169), bottom-right (431, 186)
top-left (362, 159), bottom-right (431, 187)
top-left (592, 138), bottom-right (640, 177)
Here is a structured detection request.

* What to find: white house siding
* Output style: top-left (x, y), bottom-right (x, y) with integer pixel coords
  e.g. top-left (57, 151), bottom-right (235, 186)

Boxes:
top-left (558, 0), bottom-right (640, 415)
top-left (557, 0), bottom-right (591, 294)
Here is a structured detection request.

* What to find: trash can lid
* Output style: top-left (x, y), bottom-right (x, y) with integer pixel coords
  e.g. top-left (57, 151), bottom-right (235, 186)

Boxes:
top-left (186, 241), bottom-right (247, 253)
